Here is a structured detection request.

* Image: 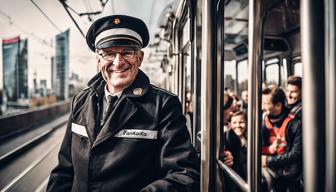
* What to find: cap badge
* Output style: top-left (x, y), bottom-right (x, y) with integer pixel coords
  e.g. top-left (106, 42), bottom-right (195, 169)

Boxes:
top-left (133, 88), bottom-right (142, 96)
top-left (113, 18), bottom-right (121, 25)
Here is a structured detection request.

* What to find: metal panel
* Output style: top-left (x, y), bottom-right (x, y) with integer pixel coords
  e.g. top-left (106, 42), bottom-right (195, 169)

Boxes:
top-left (301, 0), bottom-right (326, 191)
top-left (247, 0), bottom-right (264, 191)
top-left (200, 0), bottom-right (217, 191)
top-left (325, 0), bottom-right (336, 190)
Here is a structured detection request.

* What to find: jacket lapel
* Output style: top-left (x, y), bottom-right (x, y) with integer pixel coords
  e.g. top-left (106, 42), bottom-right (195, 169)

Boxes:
top-left (83, 93), bottom-right (99, 144)
top-left (93, 97), bottom-right (137, 148)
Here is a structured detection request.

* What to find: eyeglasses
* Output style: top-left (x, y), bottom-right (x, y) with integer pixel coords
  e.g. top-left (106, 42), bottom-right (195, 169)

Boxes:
top-left (97, 49), bottom-right (139, 61)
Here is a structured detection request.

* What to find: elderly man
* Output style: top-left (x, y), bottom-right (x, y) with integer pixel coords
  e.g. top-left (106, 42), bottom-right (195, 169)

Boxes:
top-left (47, 15), bottom-right (200, 192)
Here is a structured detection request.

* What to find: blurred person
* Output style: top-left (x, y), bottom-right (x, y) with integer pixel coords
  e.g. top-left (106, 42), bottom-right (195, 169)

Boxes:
top-left (47, 15), bottom-right (200, 192)
top-left (286, 76), bottom-right (302, 118)
top-left (240, 90), bottom-right (248, 113)
top-left (185, 91), bottom-right (194, 139)
top-left (261, 86), bottom-right (303, 192)
top-left (224, 111), bottom-right (248, 181)
top-left (223, 92), bottom-right (236, 131)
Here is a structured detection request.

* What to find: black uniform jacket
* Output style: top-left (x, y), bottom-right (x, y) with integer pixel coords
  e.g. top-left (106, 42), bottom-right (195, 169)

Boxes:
top-left (47, 70), bottom-right (200, 192)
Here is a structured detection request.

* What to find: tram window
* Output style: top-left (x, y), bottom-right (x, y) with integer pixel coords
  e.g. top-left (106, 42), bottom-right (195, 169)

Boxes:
top-left (183, 44), bottom-right (193, 138)
top-left (224, 60), bottom-right (237, 93)
top-left (293, 62), bottom-right (302, 77)
top-left (182, 18), bottom-right (190, 46)
top-left (183, 45), bottom-right (192, 96)
top-left (266, 58), bottom-right (279, 64)
top-left (280, 58), bottom-right (288, 88)
top-left (265, 64), bottom-right (280, 86)
top-left (237, 60), bottom-right (248, 95)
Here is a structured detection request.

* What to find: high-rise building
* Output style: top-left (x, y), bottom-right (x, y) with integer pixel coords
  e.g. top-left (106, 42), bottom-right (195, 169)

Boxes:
top-left (51, 56), bottom-right (56, 92)
top-left (2, 36), bottom-right (28, 102)
top-left (55, 30), bottom-right (70, 100)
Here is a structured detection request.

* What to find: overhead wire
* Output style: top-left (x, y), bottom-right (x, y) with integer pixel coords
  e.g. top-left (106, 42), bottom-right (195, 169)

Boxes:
top-left (0, 8), bottom-right (53, 48)
top-left (0, 9), bottom-right (12, 23)
top-left (30, 0), bottom-right (62, 33)
top-left (58, 0), bottom-right (85, 38)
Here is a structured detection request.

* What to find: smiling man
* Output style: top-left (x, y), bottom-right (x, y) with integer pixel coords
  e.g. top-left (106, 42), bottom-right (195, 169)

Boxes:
top-left (47, 15), bottom-right (200, 192)
top-left (261, 86), bottom-right (303, 192)
top-left (286, 76), bottom-right (302, 118)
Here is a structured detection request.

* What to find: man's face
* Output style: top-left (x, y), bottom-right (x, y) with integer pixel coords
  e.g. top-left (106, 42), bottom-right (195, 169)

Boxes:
top-left (262, 94), bottom-right (282, 116)
top-left (286, 84), bottom-right (301, 105)
top-left (241, 90), bottom-right (248, 103)
top-left (224, 104), bottom-right (236, 124)
top-left (230, 114), bottom-right (246, 137)
top-left (97, 47), bottom-right (143, 92)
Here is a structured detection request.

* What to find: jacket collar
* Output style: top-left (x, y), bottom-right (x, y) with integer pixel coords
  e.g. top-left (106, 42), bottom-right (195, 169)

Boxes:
top-left (87, 69), bottom-right (150, 99)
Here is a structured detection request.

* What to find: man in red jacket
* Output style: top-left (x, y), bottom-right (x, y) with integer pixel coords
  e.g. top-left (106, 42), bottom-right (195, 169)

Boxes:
top-left (261, 86), bottom-right (303, 192)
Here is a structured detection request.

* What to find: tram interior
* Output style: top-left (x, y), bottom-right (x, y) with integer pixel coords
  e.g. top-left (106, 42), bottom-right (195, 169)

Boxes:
top-left (151, 0), bottom-right (319, 191)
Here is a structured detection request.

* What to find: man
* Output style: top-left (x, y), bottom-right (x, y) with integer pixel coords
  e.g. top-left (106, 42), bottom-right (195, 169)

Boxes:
top-left (261, 86), bottom-right (303, 191)
top-left (47, 15), bottom-right (200, 192)
top-left (223, 91), bottom-right (237, 130)
top-left (286, 76), bottom-right (302, 118)
top-left (240, 90), bottom-right (248, 113)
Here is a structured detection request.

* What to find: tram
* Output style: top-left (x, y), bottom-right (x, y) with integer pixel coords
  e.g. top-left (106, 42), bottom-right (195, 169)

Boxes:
top-left (151, 0), bottom-right (335, 191)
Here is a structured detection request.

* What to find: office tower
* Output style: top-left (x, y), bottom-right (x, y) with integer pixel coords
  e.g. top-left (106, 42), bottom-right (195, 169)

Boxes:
top-left (55, 30), bottom-right (70, 100)
top-left (2, 36), bottom-right (28, 102)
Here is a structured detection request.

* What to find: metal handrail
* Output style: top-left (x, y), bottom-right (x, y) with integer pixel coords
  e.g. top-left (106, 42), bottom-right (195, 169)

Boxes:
top-left (217, 159), bottom-right (249, 192)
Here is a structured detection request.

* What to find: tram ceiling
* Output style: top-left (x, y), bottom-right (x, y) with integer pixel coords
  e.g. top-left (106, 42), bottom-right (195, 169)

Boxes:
top-left (264, 0), bottom-right (300, 36)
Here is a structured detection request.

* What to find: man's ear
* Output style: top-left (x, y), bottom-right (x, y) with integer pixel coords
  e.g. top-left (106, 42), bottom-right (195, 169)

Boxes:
top-left (137, 51), bottom-right (144, 67)
top-left (96, 55), bottom-right (102, 71)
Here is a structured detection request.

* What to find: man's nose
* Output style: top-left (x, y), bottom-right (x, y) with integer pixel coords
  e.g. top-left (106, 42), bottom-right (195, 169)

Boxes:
top-left (113, 53), bottom-right (125, 65)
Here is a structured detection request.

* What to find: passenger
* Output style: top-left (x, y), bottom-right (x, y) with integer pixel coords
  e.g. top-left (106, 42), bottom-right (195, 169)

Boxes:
top-left (223, 91), bottom-right (236, 131)
top-left (47, 15), bottom-right (200, 192)
top-left (225, 110), bottom-right (248, 181)
top-left (219, 92), bottom-right (236, 191)
top-left (261, 86), bottom-right (303, 192)
top-left (240, 90), bottom-right (248, 113)
top-left (230, 93), bottom-right (241, 112)
top-left (185, 91), bottom-right (193, 140)
top-left (286, 76), bottom-right (302, 119)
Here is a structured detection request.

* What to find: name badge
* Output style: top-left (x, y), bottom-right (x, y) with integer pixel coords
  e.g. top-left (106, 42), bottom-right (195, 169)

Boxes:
top-left (114, 129), bottom-right (158, 139)
top-left (71, 123), bottom-right (88, 137)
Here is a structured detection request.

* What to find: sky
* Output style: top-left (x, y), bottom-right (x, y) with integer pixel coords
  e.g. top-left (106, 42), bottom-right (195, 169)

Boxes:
top-left (0, 0), bottom-right (172, 90)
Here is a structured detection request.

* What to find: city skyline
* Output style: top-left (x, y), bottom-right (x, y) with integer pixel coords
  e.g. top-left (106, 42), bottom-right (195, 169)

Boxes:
top-left (0, 0), bottom-right (171, 92)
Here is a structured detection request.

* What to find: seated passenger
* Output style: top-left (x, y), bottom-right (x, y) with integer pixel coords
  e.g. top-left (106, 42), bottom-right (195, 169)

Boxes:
top-left (222, 92), bottom-right (235, 166)
top-left (261, 86), bottom-right (303, 192)
top-left (225, 110), bottom-right (247, 181)
top-left (224, 91), bottom-right (239, 132)
top-left (220, 110), bottom-right (247, 192)
top-left (286, 76), bottom-right (302, 118)
top-left (240, 90), bottom-right (248, 113)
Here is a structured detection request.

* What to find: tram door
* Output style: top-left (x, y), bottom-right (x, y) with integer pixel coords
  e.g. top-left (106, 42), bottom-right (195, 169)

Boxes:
top-left (175, 1), bottom-right (196, 145)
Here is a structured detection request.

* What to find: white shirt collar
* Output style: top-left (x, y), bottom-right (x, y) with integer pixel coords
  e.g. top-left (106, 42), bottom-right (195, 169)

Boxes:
top-left (104, 85), bottom-right (123, 100)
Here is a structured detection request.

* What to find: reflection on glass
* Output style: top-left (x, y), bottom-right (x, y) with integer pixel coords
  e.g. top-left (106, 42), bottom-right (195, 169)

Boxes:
top-left (237, 60), bottom-right (248, 95)
top-left (224, 60), bottom-right (237, 93)
top-left (265, 64), bottom-right (280, 86)
top-left (294, 62), bottom-right (302, 77)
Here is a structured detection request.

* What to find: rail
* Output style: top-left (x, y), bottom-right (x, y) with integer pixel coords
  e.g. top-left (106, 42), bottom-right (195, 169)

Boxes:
top-left (217, 159), bottom-right (249, 192)
top-left (0, 115), bottom-right (67, 165)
